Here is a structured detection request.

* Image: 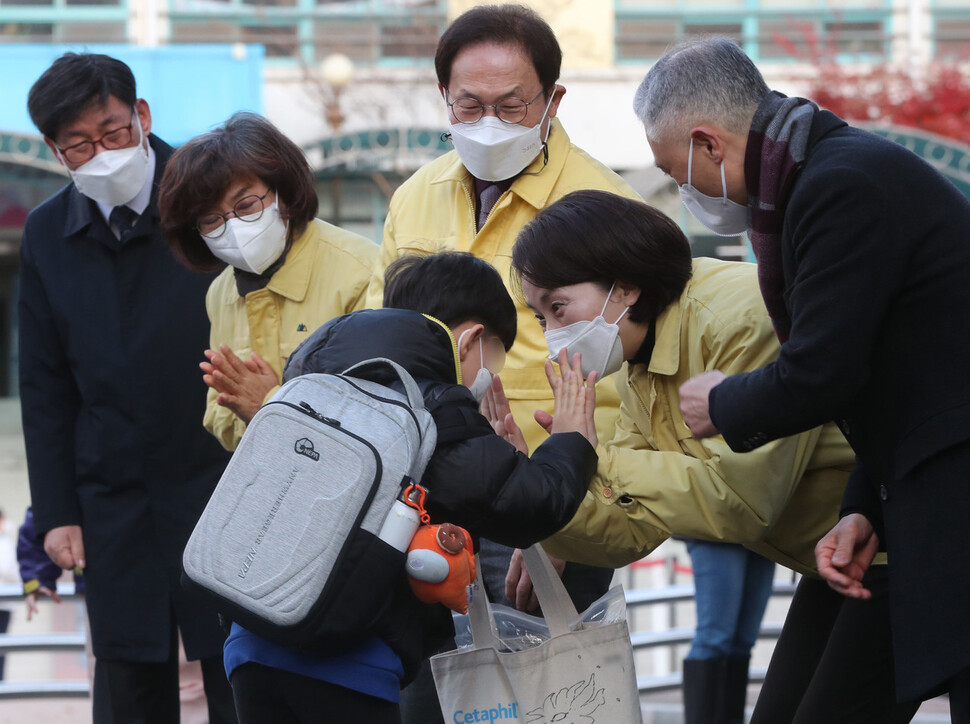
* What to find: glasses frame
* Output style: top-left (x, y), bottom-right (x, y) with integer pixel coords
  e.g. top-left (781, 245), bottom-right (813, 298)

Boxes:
top-left (446, 89), bottom-right (547, 125)
top-left (55, 112), bottom-right (138, 166)
top-left (196, 190), bottom-right (272, 239)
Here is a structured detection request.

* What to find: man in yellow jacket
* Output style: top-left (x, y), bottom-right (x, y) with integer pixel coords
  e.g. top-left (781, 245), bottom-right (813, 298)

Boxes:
top-left (365, 8), bottom-right (640, 722)
top-left (365, 4), bottom-right (641, 452)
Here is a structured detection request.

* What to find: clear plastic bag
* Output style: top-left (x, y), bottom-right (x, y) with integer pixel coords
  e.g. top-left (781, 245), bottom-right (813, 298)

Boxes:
top-left (453, 584), bottom-right (627, 652)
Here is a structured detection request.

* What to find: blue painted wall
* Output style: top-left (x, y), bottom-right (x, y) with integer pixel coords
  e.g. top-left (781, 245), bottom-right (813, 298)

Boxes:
top-left (0, 44), bottom-right (264, 145)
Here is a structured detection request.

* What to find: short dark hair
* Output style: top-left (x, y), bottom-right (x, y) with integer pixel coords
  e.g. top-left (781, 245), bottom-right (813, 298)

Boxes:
top-left (435, 4), bottom-right (562, 93)
top-left (159, 112), bottom-right (319, 273)
top-left (512, 191), bottom-right (693, 323)
top-left (28, 53), bottom-right (137, 140)
top-left (383, 252), bottom-right (517, 351)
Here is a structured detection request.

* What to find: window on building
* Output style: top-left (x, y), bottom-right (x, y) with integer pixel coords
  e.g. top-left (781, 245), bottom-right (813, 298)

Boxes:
top-left (381, 20), bottom-right (439, 59)
top-left (615, 2), bottom-right (891, 63)
top-left (935, 17), bottom-right (970, 60)
top-left (315, 20), bottom-right (378, 63)
top-left (683, 22), bottom-right (742, 42)
top-left (825, 20), bottom-right (884, 56)
top-left (0, 22), bottom-right (53, 41)
top-left (171, 19), bottom-right (238, 43)
top-left (242, 0), bottom-right (297, 7)
top-left (169, 0), bottom-right (446, 66)
top-left (241, 24), bottom-right (299, 57)
top-left (759, 18), bottom-right (811, 59)
top-left (59, 20), bottom-right (126, 40)
top-left (616, 20), bottom-right (678, 60)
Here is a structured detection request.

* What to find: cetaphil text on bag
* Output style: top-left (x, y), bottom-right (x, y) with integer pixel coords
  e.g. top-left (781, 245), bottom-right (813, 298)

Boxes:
top-left (451, 702), bottom-right (519, 723)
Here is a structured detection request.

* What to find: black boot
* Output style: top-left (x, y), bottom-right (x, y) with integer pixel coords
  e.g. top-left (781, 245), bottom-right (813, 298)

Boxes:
top-left (722, 656), bottom-right (750, 724)
top-left (683, 657), bottom-right (749, 724)
top-left (683, 657), bottom-right (722, 724)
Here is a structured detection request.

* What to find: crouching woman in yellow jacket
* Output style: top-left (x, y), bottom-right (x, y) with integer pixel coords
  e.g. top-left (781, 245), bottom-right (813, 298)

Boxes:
top-left (159, 113), bottom-right (377, 451)
top-left (506, 190), bottom-right (918, 724)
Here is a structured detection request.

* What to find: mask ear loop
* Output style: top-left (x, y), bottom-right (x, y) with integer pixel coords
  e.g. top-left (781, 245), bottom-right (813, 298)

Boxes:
top-left (520, 88), bottom-right (558, 178)
top-left (599, 282), bottom-right (616, 317)
top-left (132, 108), bottom-right (148, 158)
top-left (600, 281), bottom-right (631, 325)
top-left (538, 89), bottom-right (558, 145)
top-left (457, 328), bottom-right (487, 374)
top-left (719, 159), bottom-right (729, 202)
top-left (687, 138), bottom-right (695, 188)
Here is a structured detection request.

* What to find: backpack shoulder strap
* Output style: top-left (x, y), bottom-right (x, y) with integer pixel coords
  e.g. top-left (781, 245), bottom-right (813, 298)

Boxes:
top-left (341, 358), bottom-right (425, 410)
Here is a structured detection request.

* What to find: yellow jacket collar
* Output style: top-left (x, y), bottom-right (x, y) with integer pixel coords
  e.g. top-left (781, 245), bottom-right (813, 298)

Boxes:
top-left (423, 314), bottom-right (463, 384)
top-left (430, 119), bottom-right (571, 211)
top-left (639, 261), bottom-right (702, 378)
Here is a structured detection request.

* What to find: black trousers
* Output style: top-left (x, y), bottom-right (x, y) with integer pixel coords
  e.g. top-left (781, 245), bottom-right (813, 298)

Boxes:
top-left (751, 567), bottom-right (919, 724)
top-left (230, 662), bottom-right (401, 724)
top-left (92, 630), bottom-right (236, 724)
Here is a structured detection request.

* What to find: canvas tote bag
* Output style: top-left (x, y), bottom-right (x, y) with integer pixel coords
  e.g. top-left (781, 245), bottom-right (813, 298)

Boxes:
top-left (431, 544), bottom-right (642, 724)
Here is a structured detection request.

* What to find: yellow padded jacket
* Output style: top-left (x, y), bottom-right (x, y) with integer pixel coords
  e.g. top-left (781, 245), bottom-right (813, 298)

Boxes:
top-left (366, 120), bottom-right (642, 451)
top-left (543, 258), bottom-right (857, 576)
top-left (204, 218), bottom-right (377, 451)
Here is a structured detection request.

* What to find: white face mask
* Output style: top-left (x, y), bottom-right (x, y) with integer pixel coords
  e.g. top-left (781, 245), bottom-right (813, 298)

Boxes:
top-left (202, 200), bottom-right (288, 275)
top-left (448, 93), bottom-right (556, 182)
top-left (64, 112), bottom-right (150, 208)
top-left (544, 283), bottom-right (629, 380)
top-left (457, 329), bottom-right (494, 403)
top-left (679, 138), bottom-right (749, 237)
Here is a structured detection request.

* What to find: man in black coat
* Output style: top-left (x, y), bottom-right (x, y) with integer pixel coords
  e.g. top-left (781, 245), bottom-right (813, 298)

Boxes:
top-left (19, 53), bottom-right (236, 722)
top-left (636, 39), bottom-right (970, 719)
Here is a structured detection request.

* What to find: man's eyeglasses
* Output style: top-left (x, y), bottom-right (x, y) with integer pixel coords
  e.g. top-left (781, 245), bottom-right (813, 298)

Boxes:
top-left (197, 191), bottom-right (271, 239)
top-left (447, 89), bottom-right (546, 125)
top-left (55, 112), bottom-right (138, 165)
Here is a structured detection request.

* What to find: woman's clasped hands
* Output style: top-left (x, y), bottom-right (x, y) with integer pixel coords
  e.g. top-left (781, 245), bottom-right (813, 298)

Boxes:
top-left (201, 343), bottom-right (279, 424)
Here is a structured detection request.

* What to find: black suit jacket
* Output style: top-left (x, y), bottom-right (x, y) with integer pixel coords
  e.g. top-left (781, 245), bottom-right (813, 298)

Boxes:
top-left (710, 110), bottom-right (970, 700)
top-left (18, 134), bottom-right (232, 661)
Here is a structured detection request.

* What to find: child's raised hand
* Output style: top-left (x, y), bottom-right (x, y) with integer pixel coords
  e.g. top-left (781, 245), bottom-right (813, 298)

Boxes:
top-left (546, 349), bottom-right (598, 447)
top-left (25, 585), bottom-right (61, 622)
top-left (481, 375), bottom-right (529, 454)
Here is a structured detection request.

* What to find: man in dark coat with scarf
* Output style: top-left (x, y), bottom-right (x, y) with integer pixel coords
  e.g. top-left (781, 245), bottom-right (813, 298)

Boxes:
top-left (637, 38), bottom-right (970, 721)
top-left (19, 53), bottom-right (236, 722)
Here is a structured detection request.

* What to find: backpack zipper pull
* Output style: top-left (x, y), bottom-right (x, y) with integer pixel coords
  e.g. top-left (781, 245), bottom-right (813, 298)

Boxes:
top-left (299, 401), bottom-right (340, 426)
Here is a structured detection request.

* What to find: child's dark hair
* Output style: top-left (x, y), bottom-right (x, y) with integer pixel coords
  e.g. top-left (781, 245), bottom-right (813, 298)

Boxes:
top-left (383, 252), bottom-right (516, 351)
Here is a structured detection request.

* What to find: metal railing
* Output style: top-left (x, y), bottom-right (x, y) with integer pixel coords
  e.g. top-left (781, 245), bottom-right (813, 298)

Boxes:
top-left (631, 581), bottom-right (797, 693)
top-left (0, 583), bottom-right (86, 698)
top-left (0, 579), bottom-right (800, 699)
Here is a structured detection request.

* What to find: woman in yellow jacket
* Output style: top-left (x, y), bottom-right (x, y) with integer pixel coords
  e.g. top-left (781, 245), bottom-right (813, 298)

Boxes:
top-left (160, 113), bottom-right (377, 451)
top-left (507, 190), bottom-right (918, 724)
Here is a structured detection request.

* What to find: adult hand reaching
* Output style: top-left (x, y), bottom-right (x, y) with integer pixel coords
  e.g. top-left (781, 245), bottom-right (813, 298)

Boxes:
top-left (678, 370), bottom-right (725, 439)
top-left (504, 547), bottom-right (567, 612)
top-left (815, 513), bottom-right (879, 600)
top-left (201, 344), bottom-right (279, 424)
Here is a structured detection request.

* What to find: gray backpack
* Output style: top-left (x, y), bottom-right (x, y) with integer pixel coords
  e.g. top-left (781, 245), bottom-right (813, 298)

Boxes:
top-left (182, 358), bottom-right (437, 648)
